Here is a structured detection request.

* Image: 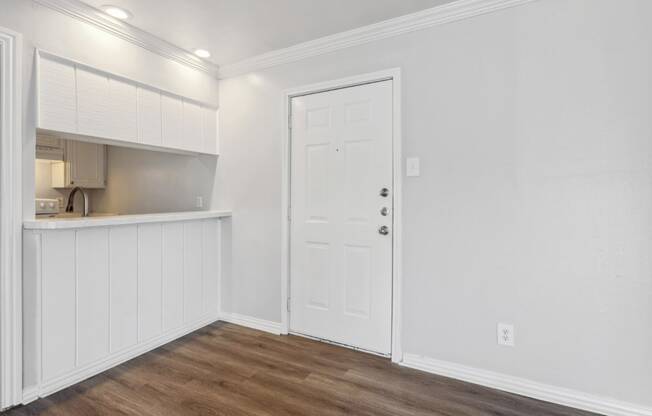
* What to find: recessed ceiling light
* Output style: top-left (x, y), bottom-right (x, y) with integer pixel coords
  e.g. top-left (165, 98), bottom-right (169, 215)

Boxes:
top-left (102, 5), bottom-right (132, 20)
top-left (194, 49), bottom-right (211, 59)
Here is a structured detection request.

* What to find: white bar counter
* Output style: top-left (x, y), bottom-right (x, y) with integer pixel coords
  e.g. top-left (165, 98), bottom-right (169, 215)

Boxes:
top-left (24, 210), bottom-right (232, 230)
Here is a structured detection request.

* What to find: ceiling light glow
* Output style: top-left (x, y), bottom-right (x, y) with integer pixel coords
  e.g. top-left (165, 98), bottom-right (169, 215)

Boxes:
top-left (102, 5), bottom-right (132, 20)
top-left (194, 49), bottom-right (211, 58)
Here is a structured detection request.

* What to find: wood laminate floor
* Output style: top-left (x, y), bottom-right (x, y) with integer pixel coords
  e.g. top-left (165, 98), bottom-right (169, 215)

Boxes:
top-left (6, 322), bottom-right (599, 416)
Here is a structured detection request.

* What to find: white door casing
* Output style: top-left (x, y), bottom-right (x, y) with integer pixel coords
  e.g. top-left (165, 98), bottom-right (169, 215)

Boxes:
top-left (0, 26), bottom-right (23, 409)
top-left (290, 80), bottom-right (393, 355)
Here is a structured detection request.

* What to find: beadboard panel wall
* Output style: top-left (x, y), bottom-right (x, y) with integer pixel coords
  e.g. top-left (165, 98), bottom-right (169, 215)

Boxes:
top-left (22, 218), bottom-right (222, 400)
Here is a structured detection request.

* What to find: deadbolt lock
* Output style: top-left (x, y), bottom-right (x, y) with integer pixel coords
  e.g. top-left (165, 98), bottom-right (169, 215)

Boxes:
top-left (380, 188), bottom-right (389, 197)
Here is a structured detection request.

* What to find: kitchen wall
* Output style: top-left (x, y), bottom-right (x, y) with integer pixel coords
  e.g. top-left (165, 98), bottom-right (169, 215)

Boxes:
top-left (95, 146), bottom-right (216, 215)
top-left (34, 158), bottom-right (76, 205)
top-left (216, 0), bottom-right (652, 408)
top-left (0, 0), bottom-right (220, 218)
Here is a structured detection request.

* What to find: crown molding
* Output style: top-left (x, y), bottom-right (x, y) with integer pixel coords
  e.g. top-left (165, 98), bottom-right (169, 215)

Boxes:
top-left (220, 0), bottom-right (537, 79)
top-left (34, 0), bottom-right (219, 77)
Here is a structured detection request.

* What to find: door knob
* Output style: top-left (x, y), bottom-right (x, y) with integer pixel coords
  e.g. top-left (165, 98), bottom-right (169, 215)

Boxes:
top-left (380, 207), bottom-right (389, 216)
top-left (378, 225), bottom-right (390, 235)
top-left (379, 188), bottom-right (389, 197)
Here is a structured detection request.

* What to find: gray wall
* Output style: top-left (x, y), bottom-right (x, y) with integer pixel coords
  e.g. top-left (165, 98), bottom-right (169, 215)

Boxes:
top-left (95, 146), bottom-right (217, 215)
top-left (0, 0), bottom-right (220, 218)
top-left (217, 0), bottom-right (652, 407)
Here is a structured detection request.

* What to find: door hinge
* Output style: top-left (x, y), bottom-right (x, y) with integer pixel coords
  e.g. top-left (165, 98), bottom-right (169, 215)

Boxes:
top-left (288, 114), bottom-right (292, 130)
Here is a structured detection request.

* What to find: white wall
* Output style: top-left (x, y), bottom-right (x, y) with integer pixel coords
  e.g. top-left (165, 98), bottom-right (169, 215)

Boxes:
top-left (217, 0), bottom-right (652, 408)
top-left (95, 146), bottom-right (217, 215)
top-left (0, 0), bottom-right (219, 218)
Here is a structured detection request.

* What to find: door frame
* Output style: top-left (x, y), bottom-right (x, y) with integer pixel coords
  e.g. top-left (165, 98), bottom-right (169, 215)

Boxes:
top-left (280, 68), bottom-right (403, 363)
top-left (0, 26), bottom-right (23, 409)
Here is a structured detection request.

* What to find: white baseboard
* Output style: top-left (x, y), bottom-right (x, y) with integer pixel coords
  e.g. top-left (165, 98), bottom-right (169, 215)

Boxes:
top-left (219, 312), bottom-right (282, 335)
top-left (24, 314), bottom-right (220, 402)
top-left (20, 387), bottom-right (38, 405)
top-left (401, 353), bottom-right (652, 416)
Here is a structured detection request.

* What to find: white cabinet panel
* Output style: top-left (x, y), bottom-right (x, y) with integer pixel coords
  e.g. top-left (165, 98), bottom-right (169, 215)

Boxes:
top-left (138, 224), bottom-right (162, 341)
top-left (162, 223), bottom-right (184, 331)
top-left (107, 78), bottom-right (138, 141)
top-left (137, 88), bottom-right (162, 147)
top-left (53, 140), bottom-right (106, 189)
top-left (76, 228), bottom-right (109, 366)
top-left (183, 101), bottom-right (204, 152)
top-left (76, 68), bottom-right (109, 137)
top-left (203, 107), bottom-right (218, 155)
top-left (37, 52), bottom-right (219, 156)
top-left (42, 230), bottom-right (76, 381)
top-left (202, 219), bottom-right (220, 314)
top-left (38, 57), bottom-right (77, 133)
top-left (24, 217), bottom-right (225, 396)
top-left (161, 95), bottom-right (183, 150)
top-left (184, 221), bottom-right (203, 322)
top-left (109, 226), bottom-right (138, 352)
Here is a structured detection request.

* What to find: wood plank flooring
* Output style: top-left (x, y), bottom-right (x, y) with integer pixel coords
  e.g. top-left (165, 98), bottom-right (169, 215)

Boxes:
top-left (6, 323), bottom-right (599, 416)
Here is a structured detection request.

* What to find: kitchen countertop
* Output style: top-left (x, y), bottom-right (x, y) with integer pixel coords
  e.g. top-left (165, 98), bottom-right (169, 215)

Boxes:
top-left (24, 210), bottom-right (232, 230)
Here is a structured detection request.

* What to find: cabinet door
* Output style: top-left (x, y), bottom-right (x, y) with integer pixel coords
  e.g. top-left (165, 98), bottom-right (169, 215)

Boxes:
top-left (137, 88), bottom-right (162, 147)
top-left (107, 78), bottom-right (138, 141)
top-left (183, 101), bottom-right (204, 152)
top-left (77, 68), bottom-right (109, 138)
top-left (67, 141), bottom-right (106, 188)
top-left (203, 107), bottom-right (218, 155)
top-left (161, 95), bottom-right (183, 150)
top-left (38, 57), bottom-right (77, 133)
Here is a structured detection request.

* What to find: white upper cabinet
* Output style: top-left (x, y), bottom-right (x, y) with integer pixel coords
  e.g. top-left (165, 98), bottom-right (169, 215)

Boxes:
top-left (38, 57), bottom-right (77, 133)
top-left (76, 68), bottom-right (109, 138)
top-left (36, 51), bottom-right (218, 156)
top-left (137, 88), bottom-right (162, 147)
top-left (183, 101), bottom-right (204, 153)
top-left (161, 94), bottom-right (184, 150)
top-left (107, 78), bottom-right (138, 141)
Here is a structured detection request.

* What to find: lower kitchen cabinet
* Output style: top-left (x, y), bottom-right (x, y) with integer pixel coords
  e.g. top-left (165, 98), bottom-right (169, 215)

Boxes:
top-left (22, 218), bottom-right (223, 400)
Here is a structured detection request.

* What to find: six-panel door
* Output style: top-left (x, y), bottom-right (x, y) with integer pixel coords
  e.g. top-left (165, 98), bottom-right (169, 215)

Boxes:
top-left (290, 80), bottom-right (394, 355)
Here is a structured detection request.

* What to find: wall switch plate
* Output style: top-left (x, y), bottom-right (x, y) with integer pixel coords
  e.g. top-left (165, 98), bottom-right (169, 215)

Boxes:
top-left (497, 323), bottom-right (515, 347)
top-left (195, 196), bottom-right (203, 208)
top-left (406, 157), bottom-right (420, 177)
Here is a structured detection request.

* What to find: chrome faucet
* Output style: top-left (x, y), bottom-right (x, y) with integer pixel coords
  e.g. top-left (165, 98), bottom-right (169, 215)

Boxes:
top-left (65, 187), bottom-right (89, 217)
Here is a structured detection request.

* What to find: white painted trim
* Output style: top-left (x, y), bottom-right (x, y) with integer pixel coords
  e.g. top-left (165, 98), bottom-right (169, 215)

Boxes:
top-left (219, 0), bottom-right (537, 78)
top-left (0, 26), bottom-right (23, 410)
top-left (280, 68), bottom-right (403, 362)
top-left (28, 315), bottom-right (221, 402)
top-left (219, 313), bottom-right (282, 335)
top-left (33, 0), bottom-right (219, 77)
top-left (402, 353), bottom-right (652, 416)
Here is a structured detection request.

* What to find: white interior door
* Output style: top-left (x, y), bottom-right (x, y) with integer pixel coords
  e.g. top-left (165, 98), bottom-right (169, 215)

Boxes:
top-left (290, 80), bottom-right (393, 355)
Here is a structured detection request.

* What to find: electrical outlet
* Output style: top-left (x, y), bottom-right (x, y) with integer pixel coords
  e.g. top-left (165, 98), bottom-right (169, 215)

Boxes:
top-left (497, 323), bottom-right (515, 347)
top-left (195, 196), bottom-right (203, 208)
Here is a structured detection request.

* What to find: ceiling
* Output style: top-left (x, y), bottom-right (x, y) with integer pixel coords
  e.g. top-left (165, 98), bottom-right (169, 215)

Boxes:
top-left (81, 0), bottom-right (457, 66)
